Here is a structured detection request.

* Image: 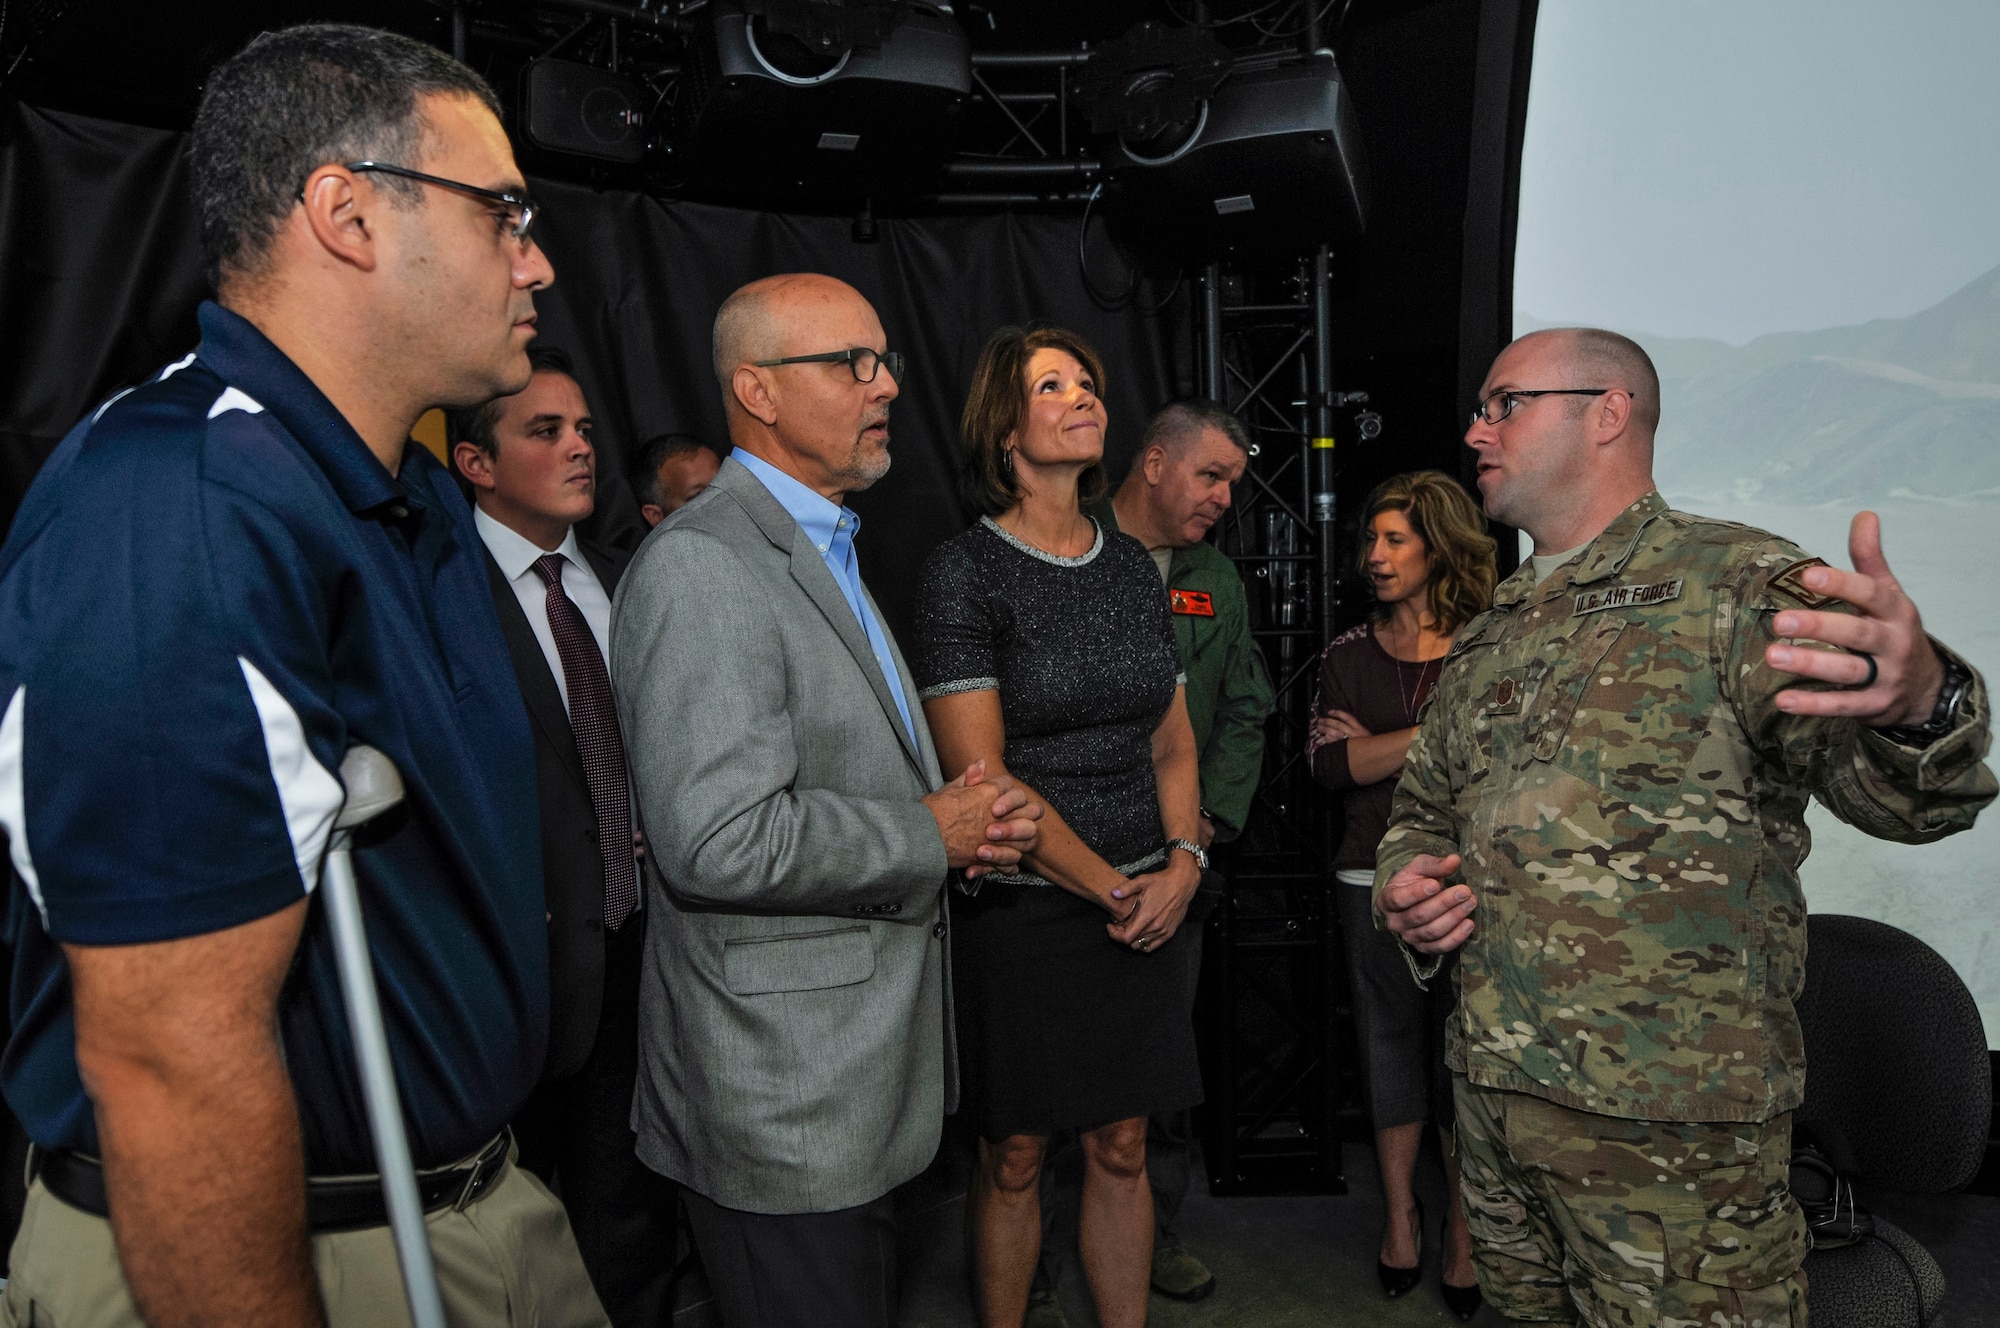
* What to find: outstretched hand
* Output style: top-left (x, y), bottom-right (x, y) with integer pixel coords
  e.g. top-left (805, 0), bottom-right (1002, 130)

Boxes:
top-left (1379, 853), bottom-right (1475, 954)
top-left (1764, 512), bottom-right (1946, 727)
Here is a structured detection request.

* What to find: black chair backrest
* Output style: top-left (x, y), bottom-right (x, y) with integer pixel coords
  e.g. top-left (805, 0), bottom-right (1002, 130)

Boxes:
top-left (1796, 913), bottom-right (1991, 1193)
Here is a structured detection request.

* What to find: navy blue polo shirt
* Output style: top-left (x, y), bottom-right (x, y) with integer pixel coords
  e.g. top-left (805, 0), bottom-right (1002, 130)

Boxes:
top-left (0, 302), bottom-right (547, 1172)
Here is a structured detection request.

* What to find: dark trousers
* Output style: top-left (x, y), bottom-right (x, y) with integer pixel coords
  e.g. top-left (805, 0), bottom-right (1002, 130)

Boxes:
top-left (682, 1188), bottom-right (899, 1328)
top-left (514, 916), bottom-right (680, 1328)
top-left (1334, 882), bottom-right (1456, 1131)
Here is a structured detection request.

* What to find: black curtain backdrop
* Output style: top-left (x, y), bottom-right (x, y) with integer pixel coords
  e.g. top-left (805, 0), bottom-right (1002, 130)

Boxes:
top-left (526, 178), bottom-right (1175, 636)
top-left (0, 101), bottom-right (1176, 639)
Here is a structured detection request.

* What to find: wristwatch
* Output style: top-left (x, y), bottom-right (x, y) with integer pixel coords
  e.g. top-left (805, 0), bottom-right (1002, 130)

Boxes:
top-left (1877, 650), bottom-right (1975, 747)
top-left (1167, 838), bottom-right (1209, 871)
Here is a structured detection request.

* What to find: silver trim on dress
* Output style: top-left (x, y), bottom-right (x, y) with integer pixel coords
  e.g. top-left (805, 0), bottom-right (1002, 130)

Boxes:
top-left (918, 676), bottom-right (999, 701)
top-left (980, 516), bottom-right (1105, 567)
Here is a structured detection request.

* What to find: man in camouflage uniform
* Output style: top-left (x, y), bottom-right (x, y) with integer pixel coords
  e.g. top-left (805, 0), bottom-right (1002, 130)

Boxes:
top-left (1377, 328), bottom-right (1995, 1327)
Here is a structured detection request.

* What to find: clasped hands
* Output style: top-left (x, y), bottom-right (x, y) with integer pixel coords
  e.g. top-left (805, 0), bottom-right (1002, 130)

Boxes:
top-left (1106, 853), bottom-right (1202, 954)
top-left (922, 760), bottom-right (1044, 880)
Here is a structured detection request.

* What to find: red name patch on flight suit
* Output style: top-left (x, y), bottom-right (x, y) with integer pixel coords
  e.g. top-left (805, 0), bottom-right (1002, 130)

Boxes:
top-left (1170, 588), bottom-right (1215, 617)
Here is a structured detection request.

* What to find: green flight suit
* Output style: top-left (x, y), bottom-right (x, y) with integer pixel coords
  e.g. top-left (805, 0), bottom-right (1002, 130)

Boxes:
top-left (1094, 501), bottom-right (1274, 839)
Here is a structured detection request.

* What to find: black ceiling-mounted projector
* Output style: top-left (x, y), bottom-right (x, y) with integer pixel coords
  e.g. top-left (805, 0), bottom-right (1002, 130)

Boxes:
top-left (671, 0), bottom-right (971, 204)
top-left (1088, 31), bottom-right (1371, 263)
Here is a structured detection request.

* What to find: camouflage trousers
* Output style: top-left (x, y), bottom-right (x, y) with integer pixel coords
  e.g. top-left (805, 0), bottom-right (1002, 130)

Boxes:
top-left (1452, 1076), bottom-right (1808, 1327)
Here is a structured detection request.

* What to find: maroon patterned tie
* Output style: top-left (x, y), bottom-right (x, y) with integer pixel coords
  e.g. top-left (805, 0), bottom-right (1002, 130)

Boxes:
top-left (532, 554), bottom-right (637, 930)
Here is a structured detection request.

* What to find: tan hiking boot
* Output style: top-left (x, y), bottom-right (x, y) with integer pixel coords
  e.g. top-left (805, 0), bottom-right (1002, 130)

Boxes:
top-left (1023, 1288), bottom-right (1072, 1328)
top-left (1151, 1243), bottom-right (1217, 1301)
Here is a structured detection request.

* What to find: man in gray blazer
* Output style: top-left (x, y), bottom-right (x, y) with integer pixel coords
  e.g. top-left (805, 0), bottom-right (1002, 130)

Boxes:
top-left (610, 273), bottom-right (1041, 1328)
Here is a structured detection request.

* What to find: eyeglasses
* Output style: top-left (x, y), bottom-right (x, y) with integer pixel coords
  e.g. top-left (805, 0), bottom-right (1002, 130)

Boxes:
top-left (752, 347), bottom-right (905, 384)
top-left (341, 161), bottom-right (539, 242)
top-left (1470, 388), bottom-right (1616, 428)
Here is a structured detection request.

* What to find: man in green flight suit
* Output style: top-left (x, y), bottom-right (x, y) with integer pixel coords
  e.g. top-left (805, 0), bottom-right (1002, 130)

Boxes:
top-left (1378, 328), bottom-right (1995, 1326)
top-left (1106, 400), bottom-right (1275, 853)
top-left (1113, 400), bottom-right (1281, 1308)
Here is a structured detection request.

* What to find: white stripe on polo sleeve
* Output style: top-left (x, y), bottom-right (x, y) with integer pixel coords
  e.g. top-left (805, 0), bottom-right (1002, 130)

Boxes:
top-left (0, 685), bottom-right (46, 926)
top-left (237, 659), bottom-right (343, 892)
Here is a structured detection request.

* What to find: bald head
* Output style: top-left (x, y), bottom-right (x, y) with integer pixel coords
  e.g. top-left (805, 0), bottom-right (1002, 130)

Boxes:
top-left (712, 273), bottom-right (866, 387)
top-left (710, 272), bottom-right (898, 503)
top-left (1517, 327), bottom-right (1661, 438)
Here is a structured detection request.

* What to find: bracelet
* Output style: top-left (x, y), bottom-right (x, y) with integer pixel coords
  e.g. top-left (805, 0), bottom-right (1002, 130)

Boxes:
top-left (1876, 650), bottom-right (1973, 747)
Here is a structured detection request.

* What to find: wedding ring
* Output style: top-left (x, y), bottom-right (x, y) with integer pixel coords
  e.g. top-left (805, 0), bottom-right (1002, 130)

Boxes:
top-left (1850, 651), bottom-right (1878, 689)
top-left (1135, 936), bottom-right (1151, 951)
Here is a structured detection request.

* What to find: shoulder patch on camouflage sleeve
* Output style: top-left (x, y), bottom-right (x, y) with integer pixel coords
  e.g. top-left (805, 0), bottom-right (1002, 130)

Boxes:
top-left (1769, 557), bottom-right (1844, 608)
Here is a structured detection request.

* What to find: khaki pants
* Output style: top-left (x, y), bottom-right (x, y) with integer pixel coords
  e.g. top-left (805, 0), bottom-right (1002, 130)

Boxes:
top-left (1453, 1076), bottom-right (1808, 1328)
top-left (2, 1155), bottom-right (609, 1328)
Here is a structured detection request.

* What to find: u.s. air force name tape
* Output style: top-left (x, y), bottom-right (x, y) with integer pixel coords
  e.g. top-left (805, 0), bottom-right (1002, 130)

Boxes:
top-left (1572, 578), bottom-right (1684, 616)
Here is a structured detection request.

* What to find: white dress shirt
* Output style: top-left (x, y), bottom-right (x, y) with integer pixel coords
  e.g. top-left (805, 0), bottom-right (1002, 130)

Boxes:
top-left (474, 505), bottom-right (613, 716)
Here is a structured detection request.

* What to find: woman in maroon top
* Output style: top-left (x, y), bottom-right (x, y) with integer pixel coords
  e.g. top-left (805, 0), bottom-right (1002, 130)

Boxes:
top-left (1310, 470), bottom-right (1495, 1318)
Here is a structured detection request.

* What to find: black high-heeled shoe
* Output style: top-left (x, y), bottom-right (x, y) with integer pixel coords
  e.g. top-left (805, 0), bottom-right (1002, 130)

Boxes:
top-left (1375, 1196), bottom-right (1425, 1298)
top-left (1440, 1212), bottom-right (1483, 1320)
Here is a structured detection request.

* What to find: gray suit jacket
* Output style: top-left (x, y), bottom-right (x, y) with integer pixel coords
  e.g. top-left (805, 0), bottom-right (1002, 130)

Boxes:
top-left (609, 456), bottom-right (953, 1215)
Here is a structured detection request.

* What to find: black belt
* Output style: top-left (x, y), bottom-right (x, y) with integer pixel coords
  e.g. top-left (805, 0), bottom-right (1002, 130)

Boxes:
top-left (32, 1130), bottom-right (511, 1234)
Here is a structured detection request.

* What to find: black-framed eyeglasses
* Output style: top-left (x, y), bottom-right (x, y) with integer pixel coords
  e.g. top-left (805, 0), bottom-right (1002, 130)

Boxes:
top-left (1471, 388), bottom-right (1616, 428)
top-left (340, 161), bottom-right (538, 242)
top-left (752, 347), bottom-right (905, 384)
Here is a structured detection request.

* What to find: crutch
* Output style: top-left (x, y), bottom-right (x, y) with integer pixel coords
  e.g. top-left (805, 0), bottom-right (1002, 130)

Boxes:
top-left (322, 745), bottom-right (448, 1328)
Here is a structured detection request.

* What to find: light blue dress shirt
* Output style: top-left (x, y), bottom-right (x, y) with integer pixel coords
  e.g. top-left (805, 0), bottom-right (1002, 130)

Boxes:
top-left (732, 449), bottom-right (917, 744)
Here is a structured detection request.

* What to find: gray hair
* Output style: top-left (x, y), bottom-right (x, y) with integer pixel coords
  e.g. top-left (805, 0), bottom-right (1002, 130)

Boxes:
top-left (1140, 399), bottom-right (1250, 457)
top-left (190, 24), bottom-right (501, 290)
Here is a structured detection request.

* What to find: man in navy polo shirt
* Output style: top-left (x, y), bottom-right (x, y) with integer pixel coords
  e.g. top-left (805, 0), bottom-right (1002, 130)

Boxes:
top-left (0, 25), bottom-right (605, 1328)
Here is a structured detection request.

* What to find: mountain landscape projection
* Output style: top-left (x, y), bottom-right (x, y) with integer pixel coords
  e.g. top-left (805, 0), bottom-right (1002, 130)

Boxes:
top-left (1521, 263), bottom-right (2000, 1046)
top-left (1528, 259), bottom-right (2000, 506)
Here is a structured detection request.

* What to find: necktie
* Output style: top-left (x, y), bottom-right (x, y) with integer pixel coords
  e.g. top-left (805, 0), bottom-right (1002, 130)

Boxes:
top-left (532, 554), bottom-right (637, 930)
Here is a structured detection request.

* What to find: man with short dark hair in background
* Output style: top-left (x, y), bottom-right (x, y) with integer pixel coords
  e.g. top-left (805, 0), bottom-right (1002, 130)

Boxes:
top-left (631, 430), bottom-right (725, 528)
top-left (0, 25), bottom-right (606, 1327)
top-left (1010, 399), bottom-right (1271, 1317)
top-left (449, 344), bottom-right (679, 1328)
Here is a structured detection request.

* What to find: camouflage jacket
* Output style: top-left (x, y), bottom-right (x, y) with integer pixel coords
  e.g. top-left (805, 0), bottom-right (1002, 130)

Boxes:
top-left (1375, 491), bottom-right (1995, 1123)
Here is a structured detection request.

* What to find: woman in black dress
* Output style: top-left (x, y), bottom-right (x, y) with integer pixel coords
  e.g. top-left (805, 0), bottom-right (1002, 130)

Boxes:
top-left (912, 326), bottom-right (1203, 1328)
top-left (1309, 470), bottom-right (1495, 1318)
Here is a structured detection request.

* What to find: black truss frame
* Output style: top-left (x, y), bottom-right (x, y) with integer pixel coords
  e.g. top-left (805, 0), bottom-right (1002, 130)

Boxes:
top-left (1195, 250), bottom-right (1359, 1197)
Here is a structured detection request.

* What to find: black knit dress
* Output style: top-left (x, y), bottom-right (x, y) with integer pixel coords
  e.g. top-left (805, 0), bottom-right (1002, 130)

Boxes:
top-left (911, 517), bottom-right (1204, 1139)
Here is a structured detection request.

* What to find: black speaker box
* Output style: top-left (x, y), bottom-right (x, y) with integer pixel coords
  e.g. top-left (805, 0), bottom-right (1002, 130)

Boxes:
top-left (672, 1), bottom-right (970, 202)
top-left (1100, 52), bottom-right (1370, 263)
top-left (521, 58), bottom-right (648, 165)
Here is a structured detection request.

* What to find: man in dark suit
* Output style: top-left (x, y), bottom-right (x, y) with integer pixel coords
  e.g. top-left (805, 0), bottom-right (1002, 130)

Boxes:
top-left (451, 345), bottom-right (678, 1327)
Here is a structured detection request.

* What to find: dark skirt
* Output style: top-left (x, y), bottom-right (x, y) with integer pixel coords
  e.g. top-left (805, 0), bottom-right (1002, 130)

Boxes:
top-left (952, 880), bottom-right (1205, 1140)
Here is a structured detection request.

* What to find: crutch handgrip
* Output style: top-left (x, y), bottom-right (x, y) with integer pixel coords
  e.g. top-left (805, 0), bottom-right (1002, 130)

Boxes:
top-left (335, 745), bottom-right (405, 830)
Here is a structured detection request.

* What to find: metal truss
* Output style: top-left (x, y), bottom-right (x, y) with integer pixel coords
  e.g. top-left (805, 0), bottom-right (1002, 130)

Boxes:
top-left (1197, 249), bottom-right (1369, 1196)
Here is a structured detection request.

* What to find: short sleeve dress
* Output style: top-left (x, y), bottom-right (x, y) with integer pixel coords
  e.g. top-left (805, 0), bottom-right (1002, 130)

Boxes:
top-left (911, 516), bottom-right (1205, 1138)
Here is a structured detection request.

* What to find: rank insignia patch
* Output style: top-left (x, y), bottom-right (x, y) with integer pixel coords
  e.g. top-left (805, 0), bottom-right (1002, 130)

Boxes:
top-left (1170, 588), bottom-right (1215, 617)
top-left (1769, 557), bottom-right (1843, 608)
